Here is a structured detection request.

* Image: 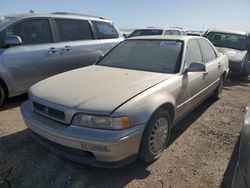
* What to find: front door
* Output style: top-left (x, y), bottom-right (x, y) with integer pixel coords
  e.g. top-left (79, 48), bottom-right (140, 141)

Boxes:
top-left (184, 39), bottom-right (209, 111)
top-left (1, 18), bottom-right (61, 93)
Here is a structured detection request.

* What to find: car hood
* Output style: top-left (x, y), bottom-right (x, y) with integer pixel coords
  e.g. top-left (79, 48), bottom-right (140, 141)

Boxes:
top-left (217, 47), bottom-right (247, 62)
top-left (30, 65), bottom-right (174, 115)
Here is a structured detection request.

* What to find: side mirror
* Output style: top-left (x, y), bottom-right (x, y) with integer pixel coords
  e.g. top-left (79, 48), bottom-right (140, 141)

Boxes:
top-left (4, 35), bottom-right (22, 47)
top-left (185, 62), bottom-right (206, 73)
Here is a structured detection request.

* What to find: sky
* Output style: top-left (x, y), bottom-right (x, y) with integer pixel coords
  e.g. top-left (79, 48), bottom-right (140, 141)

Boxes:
top-left (0, 0), bottom-right (249, 31)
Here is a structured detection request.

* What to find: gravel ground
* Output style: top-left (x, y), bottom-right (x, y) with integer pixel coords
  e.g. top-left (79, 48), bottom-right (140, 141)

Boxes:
top-left (0, 78), bottom-right (250, 188)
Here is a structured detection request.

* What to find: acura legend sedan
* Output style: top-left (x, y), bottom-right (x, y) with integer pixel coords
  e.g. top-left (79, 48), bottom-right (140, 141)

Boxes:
top-left (21, 36), bottom-right (229, 168)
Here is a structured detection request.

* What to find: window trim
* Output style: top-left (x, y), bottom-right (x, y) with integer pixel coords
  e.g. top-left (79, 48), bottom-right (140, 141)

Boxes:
top-left (6, 17), bottom-right (54, 46)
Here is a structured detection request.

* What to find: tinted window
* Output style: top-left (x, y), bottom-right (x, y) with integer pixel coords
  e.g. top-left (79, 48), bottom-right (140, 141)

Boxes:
top-left (129, 29), bottom-right (163, 37)
top-left (164, 30), bottom-right (172, 35)
top-left (206, 32), bottom-right (247, 51)
top-left (198, 39), bottom-right (217, 63)
top-left (92, 21), bottom-right (119, 39)
top-left (171, 30), bottom-right (181, 35)
top-left (98, 40), bottom-right (183, 73)
top-left (185, 40), bottom-right (203, 67)
top-left (55, 19), bottom-right (92, 42)
top-left (0, 30), bottom-right (6, 48)
top-left (7, 19), bottom-right (52, 45)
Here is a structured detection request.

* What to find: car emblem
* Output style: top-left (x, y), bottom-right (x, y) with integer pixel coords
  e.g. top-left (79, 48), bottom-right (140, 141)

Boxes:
top-left (45, 107), bottom-right (49, 114)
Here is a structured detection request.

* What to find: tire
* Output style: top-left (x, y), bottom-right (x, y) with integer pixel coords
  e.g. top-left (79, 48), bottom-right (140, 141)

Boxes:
top-left (0, 84), bottom-right (5, 107)
top-left (211, 76), bottom-right (223, 100)
top-left (139, 108), bottom-right (171, 163)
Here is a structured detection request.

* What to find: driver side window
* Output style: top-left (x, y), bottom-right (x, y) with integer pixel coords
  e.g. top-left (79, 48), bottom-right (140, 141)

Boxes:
top-left (185, 40), bottom-right (203, 68)
top-left (7, 19), bottom-right (52, 45)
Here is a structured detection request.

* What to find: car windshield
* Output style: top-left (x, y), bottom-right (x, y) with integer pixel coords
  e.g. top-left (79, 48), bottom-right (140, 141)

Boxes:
top-left (97, 40), bottom-right (183, 73)
top-left (206, 32), bottom-right (248, 51)
top-left (129, 29), bottom-right (163, 37)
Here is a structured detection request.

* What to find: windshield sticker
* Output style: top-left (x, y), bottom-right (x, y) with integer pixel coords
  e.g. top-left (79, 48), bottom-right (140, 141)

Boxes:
top-left (160, 41), bottom-right (181, 46)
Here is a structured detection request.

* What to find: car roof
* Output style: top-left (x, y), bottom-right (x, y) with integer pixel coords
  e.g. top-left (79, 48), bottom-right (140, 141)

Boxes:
top-left (207, 29), bottom-right (249, 36)
top-left (0, 12), bottom-right (110, 23)
top-left (133, 27), bottom-right (184, 31)
top-left (127, 35), bottom-right (202, 41)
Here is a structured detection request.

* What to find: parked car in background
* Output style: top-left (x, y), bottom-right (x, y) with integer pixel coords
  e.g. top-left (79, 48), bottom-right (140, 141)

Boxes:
top-left (120, 29), bottom-right (133, 38)
top-left (128, 27), bottom-right (187, 37)
top-left (21, 36), bottom-right (228, 168)
top-left (186, 30), bottom-right (204, 36)
top-left (0, 12), bottom-right (124, 106)
top-left (204, 29), bottom-right (250, 78)
top-left (232, 104), bottom-right (250, 188)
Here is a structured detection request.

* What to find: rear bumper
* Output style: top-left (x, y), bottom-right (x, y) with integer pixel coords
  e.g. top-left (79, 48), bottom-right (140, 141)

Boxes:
top-left (21, 101), bottom-right (145, 167)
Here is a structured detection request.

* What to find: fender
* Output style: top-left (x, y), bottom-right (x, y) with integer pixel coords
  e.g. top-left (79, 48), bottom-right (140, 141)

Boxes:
top-left (112, 87), bottom-right (176, 127)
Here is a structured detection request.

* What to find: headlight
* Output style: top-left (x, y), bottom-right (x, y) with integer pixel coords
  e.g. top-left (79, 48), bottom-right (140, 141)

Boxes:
top-left (72, 114), bottom-right (130, 129)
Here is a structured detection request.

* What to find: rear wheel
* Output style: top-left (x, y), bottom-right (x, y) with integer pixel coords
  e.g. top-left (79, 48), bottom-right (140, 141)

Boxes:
top-left (139, 108), bottom-right (171, 163)
top-left (0, 84), bottom-right (5, 107)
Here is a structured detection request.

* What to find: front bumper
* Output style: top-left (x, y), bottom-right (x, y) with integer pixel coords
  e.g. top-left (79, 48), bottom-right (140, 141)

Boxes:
top-left (21, 101), bottom-right (145, 167)
top-left (229, 60), bottom-right (250, 74)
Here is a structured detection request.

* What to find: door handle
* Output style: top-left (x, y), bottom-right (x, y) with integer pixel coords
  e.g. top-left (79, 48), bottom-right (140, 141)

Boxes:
top-left (63, 46), bottom-right (72, 52)
top-left (48, 47), bottom-right (58, 54)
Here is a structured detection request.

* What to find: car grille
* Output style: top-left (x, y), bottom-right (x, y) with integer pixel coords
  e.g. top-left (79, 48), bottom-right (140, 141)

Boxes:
top-left (33, 101), bottom-right (65, 121)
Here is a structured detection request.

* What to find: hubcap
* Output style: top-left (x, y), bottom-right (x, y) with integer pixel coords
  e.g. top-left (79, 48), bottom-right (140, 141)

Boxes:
top-left (149, 117), bottom-right (169, 155)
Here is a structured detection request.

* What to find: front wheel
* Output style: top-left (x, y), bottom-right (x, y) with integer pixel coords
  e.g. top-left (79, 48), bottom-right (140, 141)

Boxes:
top-left (139, 108), bottom-right (171, 163)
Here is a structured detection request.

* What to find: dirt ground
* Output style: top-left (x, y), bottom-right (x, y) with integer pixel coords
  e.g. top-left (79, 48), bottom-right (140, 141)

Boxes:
top-left (0, 78), bottom-right (250, 188)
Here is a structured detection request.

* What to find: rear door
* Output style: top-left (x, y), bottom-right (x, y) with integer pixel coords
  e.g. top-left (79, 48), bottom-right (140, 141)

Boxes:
top-left (91, 20), bottom-right (123, 55)
top-left (54, 18), bottom-right (103, 72)
top-left (1, 18), bottom-right (61, 93)
top-left (197, 39), bottom-right (221, 86)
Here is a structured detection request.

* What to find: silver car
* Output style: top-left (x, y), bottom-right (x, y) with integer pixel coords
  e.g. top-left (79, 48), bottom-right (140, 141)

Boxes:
top-left (21, 36), bottom-right (229, 168)
top-left (0, 12), bottom-right (124, 106)
top-left (232, 105), bottom-right (250, 188)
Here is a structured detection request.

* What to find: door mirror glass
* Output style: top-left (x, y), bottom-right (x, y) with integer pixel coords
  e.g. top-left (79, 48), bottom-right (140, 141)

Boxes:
top-left (4, 35), bottom-right (22, 47)
top-left (185, 62), bottom-right (206, 73)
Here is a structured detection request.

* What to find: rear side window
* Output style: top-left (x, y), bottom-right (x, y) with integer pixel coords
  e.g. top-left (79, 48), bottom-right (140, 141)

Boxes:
top-left (164, 30), bottom-right (172, 35)
top-left (0, 30), bottom-right (6, 48)
top-left (7, 19), bottom-right (52, 45)
top-left (198, 39), bottom-right (217, 63)
top-left (185, 40), bottom-right (203, 67)
top-left (129, 29), bottom-right (163, 37)
top-left (55, 19), bottom-right (92, 42)
top-left (171, 30), bottom-right (181, 35)
top-left (92, 21), bottom-right (119, 39)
